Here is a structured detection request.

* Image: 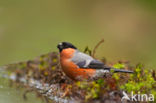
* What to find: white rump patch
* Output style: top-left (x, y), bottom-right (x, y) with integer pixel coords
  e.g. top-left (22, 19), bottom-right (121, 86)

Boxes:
top-left (93, 69), bottom-right (110, 78)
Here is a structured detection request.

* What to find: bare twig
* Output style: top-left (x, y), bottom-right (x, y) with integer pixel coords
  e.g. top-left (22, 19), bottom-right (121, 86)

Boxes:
top-left (92, 39), bottom-right (104, 58)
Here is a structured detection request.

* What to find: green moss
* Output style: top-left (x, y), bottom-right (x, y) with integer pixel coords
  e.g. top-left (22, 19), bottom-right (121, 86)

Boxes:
top-left (113, 63), bottom-right (125, 69)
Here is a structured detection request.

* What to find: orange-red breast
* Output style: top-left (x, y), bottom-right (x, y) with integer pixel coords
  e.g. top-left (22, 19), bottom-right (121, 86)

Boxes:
top-left (57, 42), bottom-right (133, 80)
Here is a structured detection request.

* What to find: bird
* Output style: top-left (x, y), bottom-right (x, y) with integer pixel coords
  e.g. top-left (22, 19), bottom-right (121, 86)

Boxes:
top-left (57, 42), bottom-right (133, 80)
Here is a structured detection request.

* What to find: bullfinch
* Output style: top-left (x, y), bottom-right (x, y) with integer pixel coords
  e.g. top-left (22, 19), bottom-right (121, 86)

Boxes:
top-left (57, 42), bottom-right (133, 80)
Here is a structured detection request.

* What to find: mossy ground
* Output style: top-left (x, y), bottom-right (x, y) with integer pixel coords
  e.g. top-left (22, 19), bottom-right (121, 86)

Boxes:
top-left (4, 51), bottom-right (156, 103)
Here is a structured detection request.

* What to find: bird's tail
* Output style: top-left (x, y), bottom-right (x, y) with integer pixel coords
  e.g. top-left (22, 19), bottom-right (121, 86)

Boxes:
top-left (111, 68), bottom-right (134, 73)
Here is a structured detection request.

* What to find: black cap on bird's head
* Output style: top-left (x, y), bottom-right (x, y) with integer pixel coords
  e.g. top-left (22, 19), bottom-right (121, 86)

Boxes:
top-left (57, 42), bottom-right (77, 52)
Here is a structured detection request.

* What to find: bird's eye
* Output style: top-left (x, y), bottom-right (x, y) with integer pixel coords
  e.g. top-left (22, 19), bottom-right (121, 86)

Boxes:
top-left (63, 43), bottom-right (66, 47)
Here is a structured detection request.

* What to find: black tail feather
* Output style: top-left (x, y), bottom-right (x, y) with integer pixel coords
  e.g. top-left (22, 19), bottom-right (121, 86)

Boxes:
top-left (112, 68), bottom-right (134, 73)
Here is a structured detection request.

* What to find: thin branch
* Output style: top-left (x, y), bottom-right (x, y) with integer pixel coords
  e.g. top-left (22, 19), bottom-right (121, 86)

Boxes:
top-left (92, 39), bottom-right (104, 58)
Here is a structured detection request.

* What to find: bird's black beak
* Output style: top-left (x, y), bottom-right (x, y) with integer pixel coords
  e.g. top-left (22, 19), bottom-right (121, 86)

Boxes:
top-left (57, 43), bottom-right (63, 52)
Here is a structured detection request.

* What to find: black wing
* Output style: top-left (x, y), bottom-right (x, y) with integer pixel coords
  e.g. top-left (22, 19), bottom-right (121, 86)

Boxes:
top-left (88, 60), bottom-right (110, 69)
top-left (76, 59), bottom-right (110, 69)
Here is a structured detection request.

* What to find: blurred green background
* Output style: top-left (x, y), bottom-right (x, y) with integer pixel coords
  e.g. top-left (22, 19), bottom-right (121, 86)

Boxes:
top-left (0, 0), bottom-right (156, 68)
